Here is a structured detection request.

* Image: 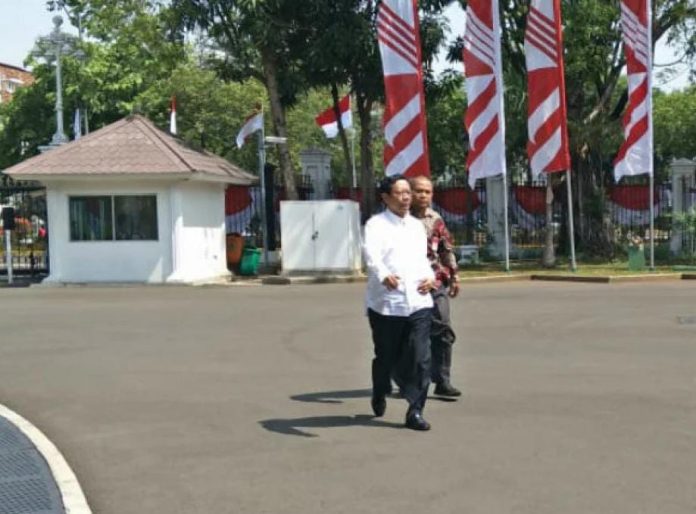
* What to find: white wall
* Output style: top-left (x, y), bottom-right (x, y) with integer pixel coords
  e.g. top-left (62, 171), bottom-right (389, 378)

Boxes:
top-left (167, 181), bottom-right (228, 283)
top-left (45, 180), bottom-right (173, 283)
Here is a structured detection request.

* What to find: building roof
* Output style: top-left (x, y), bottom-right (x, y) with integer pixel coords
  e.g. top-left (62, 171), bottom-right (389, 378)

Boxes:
top-left (3, 114), bottom-right (259, 185)
top-left (0, 62), bottom-right (31, 74)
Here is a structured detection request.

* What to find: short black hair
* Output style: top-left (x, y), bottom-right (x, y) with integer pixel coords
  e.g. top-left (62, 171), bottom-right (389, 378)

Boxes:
top-left (378, 174), bottom-right (408, 196)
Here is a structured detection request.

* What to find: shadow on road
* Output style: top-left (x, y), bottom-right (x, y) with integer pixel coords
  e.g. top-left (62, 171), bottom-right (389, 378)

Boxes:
top-left (259, 414), bottom-right (403, 437)
top-left (290, 389), bottom-right (372, 404)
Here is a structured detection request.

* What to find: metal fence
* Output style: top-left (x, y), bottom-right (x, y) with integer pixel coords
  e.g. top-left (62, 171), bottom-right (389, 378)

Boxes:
top-left (0, 178), bottom-right (49, 276)
top-left (225, 174), bottom-right (674, 261)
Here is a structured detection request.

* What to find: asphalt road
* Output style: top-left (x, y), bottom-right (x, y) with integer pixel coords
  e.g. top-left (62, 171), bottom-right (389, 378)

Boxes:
top-left (0, 282), bottom-right (695, 514)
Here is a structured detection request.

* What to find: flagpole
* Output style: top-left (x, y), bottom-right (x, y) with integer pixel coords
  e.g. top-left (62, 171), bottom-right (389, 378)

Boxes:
top-left (649, 172), bottom-right (655, 270)
top-left (350, 127), bottom-right (357, 189)
top-left (502, 171), bottom-right (511, 272)
top-left (257, 107), bottom-right (269, 270)
top-left (566, 170), bottom-right (577, 271)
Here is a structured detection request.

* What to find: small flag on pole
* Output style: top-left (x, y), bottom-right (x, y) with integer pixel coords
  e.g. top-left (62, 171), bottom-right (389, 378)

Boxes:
top-left (170, 95), bottom-right (177, 135)
top-left (315, 95), bottom-right (352, 138)
top-left (236, 111), bottom-right (264, 149)
top-left (73, 109), bottom-right (81, 140)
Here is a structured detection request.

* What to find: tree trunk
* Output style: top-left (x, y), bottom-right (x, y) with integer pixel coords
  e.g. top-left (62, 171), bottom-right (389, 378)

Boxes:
top-left (542, 180), bottom-right (556, 267)
top-left (331, 83), bottom-right (353, 190)
top-left (356, 92), bottom-right (376, 223)
top-left (261, 47), bottom-right (297, 200)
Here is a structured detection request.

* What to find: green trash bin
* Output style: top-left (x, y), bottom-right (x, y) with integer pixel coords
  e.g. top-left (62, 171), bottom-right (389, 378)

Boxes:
top-left (627, 244), bottom-right (646, 271)
top-left (239, 247), bottom-right (261, 276)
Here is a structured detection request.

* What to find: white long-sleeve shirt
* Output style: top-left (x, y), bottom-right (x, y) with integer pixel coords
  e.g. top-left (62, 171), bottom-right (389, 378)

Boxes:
top-left (363, 209), bottom-right (435, 316)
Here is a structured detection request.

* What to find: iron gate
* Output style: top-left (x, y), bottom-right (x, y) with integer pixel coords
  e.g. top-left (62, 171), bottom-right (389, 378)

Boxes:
top-left (0, 175), bottom-right (48, 276)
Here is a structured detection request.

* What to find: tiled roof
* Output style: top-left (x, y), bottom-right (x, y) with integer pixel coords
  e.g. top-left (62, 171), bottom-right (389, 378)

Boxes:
top-left (3, 115), bottom-right (259, 185)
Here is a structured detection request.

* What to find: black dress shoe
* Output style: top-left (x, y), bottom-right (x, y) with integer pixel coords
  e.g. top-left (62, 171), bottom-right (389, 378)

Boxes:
top-left (405, 409), bottom-right (431, 431)
top-left (371, 395), bottom-right (386, 417)
top-left (434, 382), bottom-right (462, 397)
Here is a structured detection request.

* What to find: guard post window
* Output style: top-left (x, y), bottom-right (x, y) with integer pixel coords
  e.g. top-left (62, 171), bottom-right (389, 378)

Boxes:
top-left (69, 195), bottom-right (158, 241)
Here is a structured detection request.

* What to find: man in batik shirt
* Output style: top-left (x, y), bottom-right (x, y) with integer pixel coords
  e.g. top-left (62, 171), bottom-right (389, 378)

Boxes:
top-left (410, 176), bottom-right (462, 397)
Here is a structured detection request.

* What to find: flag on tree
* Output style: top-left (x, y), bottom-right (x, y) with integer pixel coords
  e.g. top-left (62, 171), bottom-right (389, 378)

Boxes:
top-left (236, 111), bottom-right (264, 149)
top-left (169, 95), bottom-right (177, 135)
top-left (315, 95), bottom-right (352, 138)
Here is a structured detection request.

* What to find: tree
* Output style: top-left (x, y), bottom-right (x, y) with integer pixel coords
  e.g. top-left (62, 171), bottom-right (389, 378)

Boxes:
top-left (653, 85), bottom-right (696, 163)
top-left (171, 0), bottom-right (313, 199)
top-left (448, 0), bottom-right (696, 262)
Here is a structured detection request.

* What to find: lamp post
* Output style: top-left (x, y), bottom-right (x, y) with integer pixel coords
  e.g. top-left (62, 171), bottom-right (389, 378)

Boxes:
top-left (257, 134), bottom-right (288, 269)
top-left (34, 15), bottom-right (81, 151)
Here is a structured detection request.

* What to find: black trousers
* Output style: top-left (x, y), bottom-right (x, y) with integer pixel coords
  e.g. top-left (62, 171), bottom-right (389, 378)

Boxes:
top-left (431, 285), bottom-right (456, 385)
top-left (368, 308), bottom-right (432, 411)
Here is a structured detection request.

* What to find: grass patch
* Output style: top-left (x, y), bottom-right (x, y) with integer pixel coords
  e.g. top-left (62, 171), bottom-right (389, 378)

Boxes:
top-left (459, 261), bottom-right (676, 278)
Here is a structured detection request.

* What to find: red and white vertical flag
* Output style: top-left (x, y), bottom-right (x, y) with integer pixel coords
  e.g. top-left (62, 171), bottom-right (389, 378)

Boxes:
top-left (614, 0), bottom-right (653, 181)
top-left (236, 111), bottom-right (264, 149)
top-left (315, 95), bottom-right (352, 138)
top-left (524, 0), bottom-right (571, 177)
top-left (169, 95), bottom-right (177, 135)
top-left (463, 0), bottom-right (507, 189)
top-left (376, 0), bottom-right (430, 177)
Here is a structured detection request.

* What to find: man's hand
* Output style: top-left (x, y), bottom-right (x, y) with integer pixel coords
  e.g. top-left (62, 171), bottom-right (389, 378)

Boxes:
top-left (448, 281), bottom-right (460, 298)
top-left (417, 278), bottom-right (435, 295)
top-left (382, 275), bottom-right (400, 290)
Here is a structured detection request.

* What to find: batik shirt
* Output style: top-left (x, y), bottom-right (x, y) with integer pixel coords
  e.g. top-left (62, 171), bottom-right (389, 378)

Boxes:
top-left (417, 207), bottom-right (459, 289)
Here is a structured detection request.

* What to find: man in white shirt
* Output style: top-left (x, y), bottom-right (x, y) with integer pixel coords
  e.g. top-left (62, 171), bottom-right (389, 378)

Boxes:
top-left (363, 175), bottom-right (436, 431)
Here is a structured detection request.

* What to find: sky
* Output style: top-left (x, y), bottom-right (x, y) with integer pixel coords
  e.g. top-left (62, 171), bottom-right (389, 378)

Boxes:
top-left (0, 0), bottom-right (691, 92)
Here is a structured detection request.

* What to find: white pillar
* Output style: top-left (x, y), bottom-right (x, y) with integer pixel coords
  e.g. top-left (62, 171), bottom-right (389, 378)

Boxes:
top-left (299, 148), bottom-right (332, 200)
top-left (485, 174), bottom-right (508, 259)
top-left (670, 158), bottom-right (696, 255)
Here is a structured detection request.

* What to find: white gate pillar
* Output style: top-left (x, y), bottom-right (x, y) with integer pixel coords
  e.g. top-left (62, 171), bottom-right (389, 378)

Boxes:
top-left (300, 148), bottom-right (332, 200)
top-left (670, 158), bottom-right (696, 254)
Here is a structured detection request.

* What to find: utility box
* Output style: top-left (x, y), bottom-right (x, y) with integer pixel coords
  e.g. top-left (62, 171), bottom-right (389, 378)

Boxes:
top-left (280, 200), bottom-right (362, 275)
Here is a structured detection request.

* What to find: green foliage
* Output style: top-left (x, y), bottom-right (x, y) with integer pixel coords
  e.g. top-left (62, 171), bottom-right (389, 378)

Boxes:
top-left (653, 85), bottom-right (696, 163)
top-left (425, 71), bottom-right (467, 177)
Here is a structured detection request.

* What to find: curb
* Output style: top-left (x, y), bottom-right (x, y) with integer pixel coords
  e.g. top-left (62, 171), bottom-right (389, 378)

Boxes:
top-left (261, 275), bottom-right (367, 285)
top-left (0, 404), bottom-right (92, 514)
top-left (460, 274), bottom-right (531, 283)
top-left (530, 273), bottom-right (683, 283)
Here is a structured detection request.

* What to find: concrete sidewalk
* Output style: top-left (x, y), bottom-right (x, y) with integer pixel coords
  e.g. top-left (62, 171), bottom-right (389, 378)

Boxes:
top-left (1, 282), bottom-right (695, 513)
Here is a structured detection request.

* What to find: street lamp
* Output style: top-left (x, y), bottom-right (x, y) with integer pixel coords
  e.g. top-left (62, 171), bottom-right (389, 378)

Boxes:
top-left (34, 15), bottom-right (81, 150)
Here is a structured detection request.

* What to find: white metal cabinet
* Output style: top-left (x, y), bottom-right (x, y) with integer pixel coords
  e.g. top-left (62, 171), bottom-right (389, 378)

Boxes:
top-left (280, 200), bottom-right (361, 274)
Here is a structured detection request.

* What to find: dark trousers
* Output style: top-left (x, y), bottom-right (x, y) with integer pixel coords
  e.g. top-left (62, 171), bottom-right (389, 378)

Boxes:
top-left (431, 286), bottom-right (456, 385)
top-left (368, 308), bottom-right (432, 411)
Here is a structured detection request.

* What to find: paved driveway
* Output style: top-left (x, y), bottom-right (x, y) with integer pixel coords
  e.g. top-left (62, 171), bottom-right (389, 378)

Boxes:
top-left (0, 282), bottom-right (695, 514)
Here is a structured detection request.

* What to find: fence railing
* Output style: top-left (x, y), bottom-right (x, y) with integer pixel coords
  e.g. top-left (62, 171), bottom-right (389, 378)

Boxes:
top-left (225, 175), bottom-right (672, 260)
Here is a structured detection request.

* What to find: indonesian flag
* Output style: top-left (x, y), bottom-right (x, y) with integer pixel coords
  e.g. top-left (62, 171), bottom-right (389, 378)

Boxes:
top-left (463, 0), bottom-right (507, 188)
top-left (169, 95), bottom-right (177, 135)
top-left (236, 111), bottom-right (264, 149)
top-left (614, 0), bottom-right (653, 182)
top-left (524, 0), bottom-right (571, 176)
top-left (315, 95), bottom-right (352, 138)
top-left (377, 0), bottom-right (430, 177)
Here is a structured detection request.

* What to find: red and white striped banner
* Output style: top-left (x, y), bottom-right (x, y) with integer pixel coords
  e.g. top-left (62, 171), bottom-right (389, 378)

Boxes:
top-left (524, 0), bottom-right (571, 177)
top-left (463, 0), bottom-right (507, 189)
top-left (614, 0), bottom-right (653, 182)
top-left (377, 0), bottom-right (430, 177)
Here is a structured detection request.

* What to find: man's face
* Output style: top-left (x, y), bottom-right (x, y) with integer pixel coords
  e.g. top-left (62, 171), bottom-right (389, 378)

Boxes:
top-left (411, 178), bottom-right (433, 211)
top-left (382, 179), bottom-right (412, 217)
